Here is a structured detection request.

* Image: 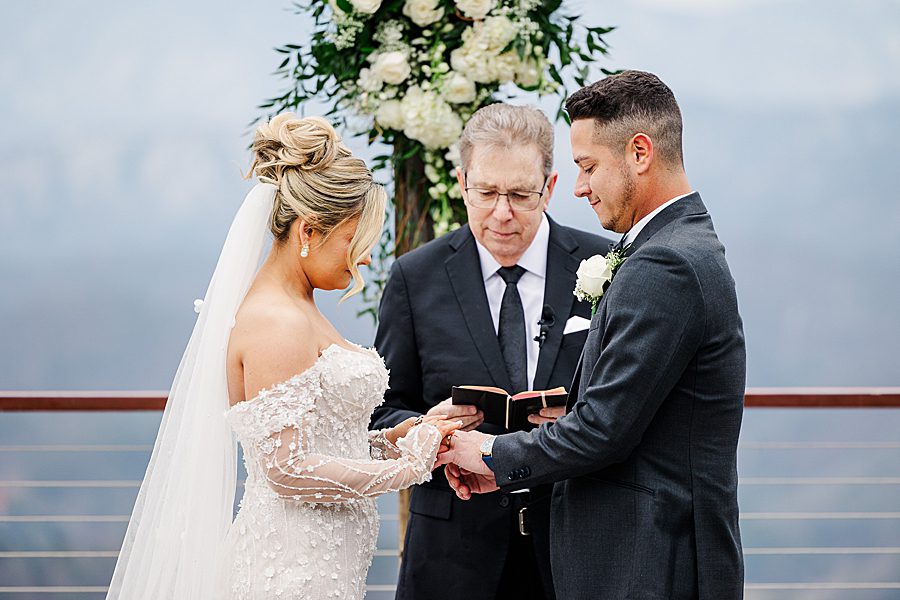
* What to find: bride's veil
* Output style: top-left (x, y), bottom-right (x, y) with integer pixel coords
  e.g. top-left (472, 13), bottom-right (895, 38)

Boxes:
top-left (107, 182), bottom-right (277, 599)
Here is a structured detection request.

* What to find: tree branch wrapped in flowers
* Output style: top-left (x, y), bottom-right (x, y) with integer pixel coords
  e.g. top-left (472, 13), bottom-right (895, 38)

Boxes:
top-left (263, 0), bottom-right (613, 311)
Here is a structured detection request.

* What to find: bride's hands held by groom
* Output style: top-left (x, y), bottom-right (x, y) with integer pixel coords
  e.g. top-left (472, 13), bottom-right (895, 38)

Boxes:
top-left (385, 415), bottom-right (461, 451)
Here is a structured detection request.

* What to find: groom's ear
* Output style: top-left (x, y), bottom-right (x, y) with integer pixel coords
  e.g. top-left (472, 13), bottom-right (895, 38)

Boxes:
top-left (629, 133), bottom-right (654, 175)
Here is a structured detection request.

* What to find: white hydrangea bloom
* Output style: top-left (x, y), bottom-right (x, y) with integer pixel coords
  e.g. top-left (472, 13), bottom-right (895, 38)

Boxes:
top-left (375, 99), bottom-right (405, 130)
top-left (478, 16), bottom-right (518, 53)
top-left (401, 85), bottom-right (463, 149)
top-left (449, 16), bottom-right (519, 83)
top-left (357, 68), bottom-right (383, 92)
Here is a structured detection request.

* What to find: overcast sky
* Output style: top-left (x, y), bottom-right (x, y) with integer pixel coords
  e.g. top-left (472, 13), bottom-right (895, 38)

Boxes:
top-left (1, 0), bottom-right (898, 389)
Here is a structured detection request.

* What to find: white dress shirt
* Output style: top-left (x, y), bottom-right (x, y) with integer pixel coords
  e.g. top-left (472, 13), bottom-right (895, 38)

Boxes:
top-left (474, 214), bottom-right (549, 392)
top-left (622, 192), bottom-right (694, 247)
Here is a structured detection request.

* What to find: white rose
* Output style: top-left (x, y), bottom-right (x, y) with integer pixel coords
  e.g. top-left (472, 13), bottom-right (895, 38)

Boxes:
top-left (576, 255), bottom-right (613, 298)
top-left (455, 0), bottom-right (494, 20)
top-left (350, 0), bottom-right (383, 14)
top-left (442, 72), bottom-right (476, 104)
top-left (375, 99), bottom-right (405, 131)
top-left (372, 51), bottom-right (411, 85)
top-left (403, 0), bottom-right (444, 27)
top-left (479, 16), bottom-right (517, 53)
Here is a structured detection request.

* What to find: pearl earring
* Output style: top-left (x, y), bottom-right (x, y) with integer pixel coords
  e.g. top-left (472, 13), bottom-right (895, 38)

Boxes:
top-left (300, 243), bottom-right (309, 258)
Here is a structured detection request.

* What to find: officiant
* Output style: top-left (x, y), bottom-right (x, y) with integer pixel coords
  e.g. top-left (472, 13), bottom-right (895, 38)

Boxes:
top-left (370, 103), bottom-right (611, 600)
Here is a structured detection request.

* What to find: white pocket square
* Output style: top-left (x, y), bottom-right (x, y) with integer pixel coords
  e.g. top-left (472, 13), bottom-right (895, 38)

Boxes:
top-left (563, 315), bottom-right (591, 335)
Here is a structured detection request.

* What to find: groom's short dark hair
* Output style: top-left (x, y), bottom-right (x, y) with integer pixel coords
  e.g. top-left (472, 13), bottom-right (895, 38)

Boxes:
top-left (565, 70), bottom-right (684, 168)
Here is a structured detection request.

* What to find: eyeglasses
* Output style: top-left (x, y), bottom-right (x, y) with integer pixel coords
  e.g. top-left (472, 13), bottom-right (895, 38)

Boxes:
top-left (463, 173), bottom-right (548, 211)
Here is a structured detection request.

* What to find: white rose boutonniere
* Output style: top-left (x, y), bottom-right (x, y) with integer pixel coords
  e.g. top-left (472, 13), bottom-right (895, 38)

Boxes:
top-left (573, 246), bottom-right (629, 315)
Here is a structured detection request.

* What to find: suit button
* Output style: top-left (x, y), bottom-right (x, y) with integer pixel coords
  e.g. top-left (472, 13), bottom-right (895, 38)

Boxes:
top-left (523, 467), bottom-right (531, 477)
top-left (506, 472), bottom-right (515, 481)
top-left (499, 495), bottom-right (510, 508)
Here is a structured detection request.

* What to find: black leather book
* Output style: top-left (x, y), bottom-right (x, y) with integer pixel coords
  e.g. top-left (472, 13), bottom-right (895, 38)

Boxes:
top-left (451, 385), bottom-right (568, 431)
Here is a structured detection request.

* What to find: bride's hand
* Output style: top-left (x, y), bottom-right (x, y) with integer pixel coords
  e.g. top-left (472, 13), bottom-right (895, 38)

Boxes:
top-left (385, 414), bottom-right (454, 446)
top-left (430, 417), bottom-right (463, 454)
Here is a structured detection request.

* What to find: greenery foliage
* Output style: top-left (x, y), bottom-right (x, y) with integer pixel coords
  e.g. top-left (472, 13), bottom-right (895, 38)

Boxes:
top-left (261, 0), bottom-right (614, 318)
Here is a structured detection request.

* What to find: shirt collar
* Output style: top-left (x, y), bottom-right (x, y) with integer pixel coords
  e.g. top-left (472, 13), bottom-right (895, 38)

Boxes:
top-left (623, 192), bottom-right (694, 247)
top-left (475, 213), bottom-right (550, 282)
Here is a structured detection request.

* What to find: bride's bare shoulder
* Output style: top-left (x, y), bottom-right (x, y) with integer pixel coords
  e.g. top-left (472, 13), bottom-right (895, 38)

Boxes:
top-left (230, 289), bottom-right (320, 398)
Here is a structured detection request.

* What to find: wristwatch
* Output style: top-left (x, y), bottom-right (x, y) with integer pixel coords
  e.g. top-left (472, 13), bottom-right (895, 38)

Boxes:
top-left (480, 436), bottom-right (496, 471)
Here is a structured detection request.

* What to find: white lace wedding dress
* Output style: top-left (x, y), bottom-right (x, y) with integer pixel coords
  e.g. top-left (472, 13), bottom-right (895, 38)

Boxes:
top-left (218, 343), bottom-right (441, 599)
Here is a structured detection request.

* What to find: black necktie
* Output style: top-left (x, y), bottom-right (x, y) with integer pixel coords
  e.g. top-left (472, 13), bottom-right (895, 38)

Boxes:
top-left (610, 232), bottom-right (628, 253)
top-left (497, 265), bottom-right (528, 393)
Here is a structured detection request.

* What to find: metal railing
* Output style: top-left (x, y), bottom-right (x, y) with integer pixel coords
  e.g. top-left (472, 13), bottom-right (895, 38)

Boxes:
top-left (2, 388), bottom-right (899, 598)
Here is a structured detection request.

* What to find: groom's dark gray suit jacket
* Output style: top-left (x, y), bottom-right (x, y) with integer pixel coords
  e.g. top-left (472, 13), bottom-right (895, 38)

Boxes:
top-left (370, 216), bottom-right (611, 600)
top-left (493, 193), bottom-right (746, 600)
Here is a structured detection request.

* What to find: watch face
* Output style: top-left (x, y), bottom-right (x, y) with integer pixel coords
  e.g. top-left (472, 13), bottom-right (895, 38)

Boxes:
top-left (480, 437), bottom-right (493, 455)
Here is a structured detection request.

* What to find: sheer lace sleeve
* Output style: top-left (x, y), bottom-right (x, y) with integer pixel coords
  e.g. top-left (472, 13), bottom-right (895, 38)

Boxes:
top-left (368, 429), bottom-right (402, 460)
top-left (226, 365), bottom-right (442, 503)
top-left (261, 423), bottom-right (440, 502)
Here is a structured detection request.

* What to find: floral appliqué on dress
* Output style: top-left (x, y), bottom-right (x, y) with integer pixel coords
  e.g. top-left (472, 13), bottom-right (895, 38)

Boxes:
top-left (219, 344), bottom-right (441, 599)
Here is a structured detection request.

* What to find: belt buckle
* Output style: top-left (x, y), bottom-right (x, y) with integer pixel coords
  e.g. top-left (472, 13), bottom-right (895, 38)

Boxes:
top-left (518, 506), bottom-right (531, 536)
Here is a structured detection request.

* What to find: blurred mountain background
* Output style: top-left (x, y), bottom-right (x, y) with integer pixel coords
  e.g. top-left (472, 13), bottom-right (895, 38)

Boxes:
top-left (2, 0), bottom-right (898, 391)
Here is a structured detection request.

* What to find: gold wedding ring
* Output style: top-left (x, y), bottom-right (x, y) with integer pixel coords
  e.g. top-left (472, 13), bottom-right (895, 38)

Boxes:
top-left (443, 433), bottom-right (454, 448)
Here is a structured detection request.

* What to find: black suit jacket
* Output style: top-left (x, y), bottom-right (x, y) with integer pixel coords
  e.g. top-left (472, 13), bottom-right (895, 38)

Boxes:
top-left (493, 194), bottom-right (746, 599)
top-left (371, 217), bottom-right (611, 600)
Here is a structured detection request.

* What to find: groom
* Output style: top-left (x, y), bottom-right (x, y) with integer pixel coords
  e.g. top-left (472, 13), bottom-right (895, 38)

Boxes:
top-left (441, 71), bottom-right (746, 599)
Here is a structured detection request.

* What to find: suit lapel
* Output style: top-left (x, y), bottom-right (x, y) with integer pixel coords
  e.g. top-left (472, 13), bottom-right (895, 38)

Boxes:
top-left (532, 220), bottom-right (580, 390)
top-left (444, 226), bottom-right (513, 391)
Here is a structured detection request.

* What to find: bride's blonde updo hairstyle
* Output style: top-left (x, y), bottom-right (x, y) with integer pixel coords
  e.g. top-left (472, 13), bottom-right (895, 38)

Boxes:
top-left (249, 113), bottom-right (386, 299)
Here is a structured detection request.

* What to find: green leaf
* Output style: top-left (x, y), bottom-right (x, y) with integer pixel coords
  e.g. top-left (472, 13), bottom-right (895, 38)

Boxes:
top-left (335, 0), bottom-right (353, 13)
top-left (548, 63), bottom-right (564, 86)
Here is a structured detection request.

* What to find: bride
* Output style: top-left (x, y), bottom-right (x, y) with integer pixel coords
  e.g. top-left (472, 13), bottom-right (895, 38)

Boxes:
top-left (107, 114), bottom-right (460, 599)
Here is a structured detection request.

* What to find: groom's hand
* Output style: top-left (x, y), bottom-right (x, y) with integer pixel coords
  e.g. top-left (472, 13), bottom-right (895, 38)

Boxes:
top-left (435, 430), bottom-right (493, 475)
top-left (527, 405), bottom-right (566, 425)
top-left (446, 463), bottom-right (498, 500)
top-left (427, 398), bottom-right (484, 431)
